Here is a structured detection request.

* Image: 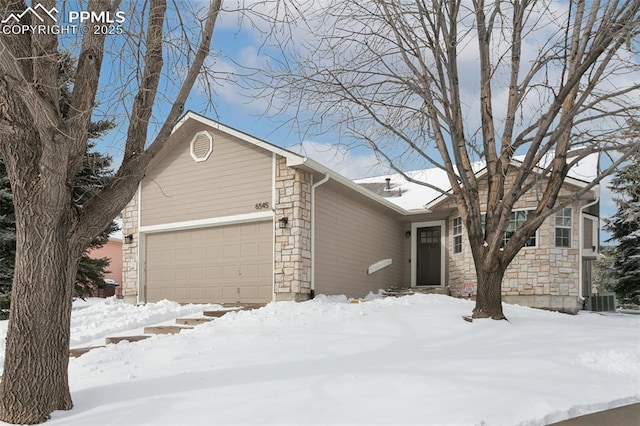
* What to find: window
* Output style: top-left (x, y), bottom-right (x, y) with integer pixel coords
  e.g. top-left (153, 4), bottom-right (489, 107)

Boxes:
top-left (453, 217), bottom-right (463, 254)
top-left (555, 207), bottom-right (572, 248)
top-left (481, 210), bottom-right (536, 247)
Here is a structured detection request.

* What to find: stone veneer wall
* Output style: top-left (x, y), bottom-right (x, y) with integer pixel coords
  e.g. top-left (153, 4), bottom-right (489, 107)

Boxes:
top-left (274, 157), bottom-right (312, 301)
top-left (121, 194), bottom-right (139, 303)
top-left (446, 173), bottom-right (586, 312)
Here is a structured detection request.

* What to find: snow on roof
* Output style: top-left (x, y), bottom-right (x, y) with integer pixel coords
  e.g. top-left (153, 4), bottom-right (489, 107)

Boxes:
top-left (355, 153), bottom-right (599, 211)
top-left (563, 153), bottom-right (599, 182)
top-left (356, 167), bottom-right (455, 211)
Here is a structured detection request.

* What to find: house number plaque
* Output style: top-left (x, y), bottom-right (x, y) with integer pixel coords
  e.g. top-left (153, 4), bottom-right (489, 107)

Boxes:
top-left (255, 202), bottom-right (269, 210)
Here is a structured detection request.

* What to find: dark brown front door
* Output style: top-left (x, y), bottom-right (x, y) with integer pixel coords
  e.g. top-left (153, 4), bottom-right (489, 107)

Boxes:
top-left (417, 226), bottom-right (441, 286)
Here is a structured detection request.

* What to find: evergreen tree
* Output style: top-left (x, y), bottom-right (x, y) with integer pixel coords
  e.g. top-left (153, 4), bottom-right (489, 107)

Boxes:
top-left (593, 246), bottom-right (619, 293)
top-left (0, 151), bottom-right (118, 306)
top-left (604, 152), bottom-right (640, 306)
top-left (71, 142), bottom-right (120, 298)
top-left (0, 53), bottom-right (118, 314)
top-left (0, 160), bottom-right (14, 296)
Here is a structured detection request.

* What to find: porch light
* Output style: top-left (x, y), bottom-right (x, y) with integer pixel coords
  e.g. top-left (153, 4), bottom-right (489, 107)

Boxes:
top-left (278, 217), bottom-right (289, 229)
top-left (124, 234), bottom-right (134, 244)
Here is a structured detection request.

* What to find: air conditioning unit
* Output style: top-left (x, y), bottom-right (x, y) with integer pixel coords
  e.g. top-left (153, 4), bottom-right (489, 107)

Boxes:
top-left (589, 292), bottom-right (617, 312)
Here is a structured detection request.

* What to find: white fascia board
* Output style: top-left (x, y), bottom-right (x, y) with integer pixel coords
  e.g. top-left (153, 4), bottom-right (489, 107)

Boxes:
top-left (140, 211), bottom-right (273, 234)
top-left (509, 159), bottom-right (593, 189)
top-left (424, 193), bottom-right (452, 211)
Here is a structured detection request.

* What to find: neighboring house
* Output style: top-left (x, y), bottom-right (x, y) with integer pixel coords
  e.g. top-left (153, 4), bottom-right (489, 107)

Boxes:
top-left (87, 221), bottom-right (124, 297)
top-left (121, 112), bottom-right (599, 313)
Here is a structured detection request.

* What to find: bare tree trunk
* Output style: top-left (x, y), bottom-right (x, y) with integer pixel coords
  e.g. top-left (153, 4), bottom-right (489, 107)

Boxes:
top-left (0, 198), bottom-right (79, 424)
top-left (473, 260), bottom-right (507, 320)
top-left (0, 99), bottom-right (79, 422)
top-left (0, 0), bottom-right (223, 420)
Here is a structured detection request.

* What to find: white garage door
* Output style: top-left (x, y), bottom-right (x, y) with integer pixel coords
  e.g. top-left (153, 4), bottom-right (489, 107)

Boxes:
top-left (145, 221), bottom-right (273, 304)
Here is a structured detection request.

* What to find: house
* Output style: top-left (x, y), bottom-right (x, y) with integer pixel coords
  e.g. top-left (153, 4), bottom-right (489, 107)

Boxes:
top-left (121, 112), bottom-right (599, 313)
top-left (86, 221), bottom-right (124, 297)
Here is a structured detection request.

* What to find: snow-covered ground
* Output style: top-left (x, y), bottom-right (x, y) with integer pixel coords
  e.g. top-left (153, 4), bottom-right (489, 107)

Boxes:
top-left (1, 294), bottom-right (639, 425)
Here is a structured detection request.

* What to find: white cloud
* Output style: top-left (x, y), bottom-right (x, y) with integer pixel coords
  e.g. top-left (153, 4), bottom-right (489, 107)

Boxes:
top-left (287, 141), bottom-right (391, 179)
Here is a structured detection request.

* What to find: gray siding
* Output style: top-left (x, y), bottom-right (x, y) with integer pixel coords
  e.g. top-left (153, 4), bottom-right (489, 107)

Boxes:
top-left (314, 184), bottom-right (403, 297)
top-left (141, 122), bottom-right (272, 227)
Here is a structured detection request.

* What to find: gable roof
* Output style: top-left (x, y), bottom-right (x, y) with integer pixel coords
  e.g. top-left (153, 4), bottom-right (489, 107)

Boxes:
top-left (174, 111), bottom-right (305, 164)
top-left (170, 112), bottom-right (598, 215)
top-left (171, 112), bottom-right (407, 215)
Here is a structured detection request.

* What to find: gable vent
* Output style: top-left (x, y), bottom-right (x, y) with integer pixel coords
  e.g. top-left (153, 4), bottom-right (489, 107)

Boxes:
top-left (189, 131), bottom-right (213, 162)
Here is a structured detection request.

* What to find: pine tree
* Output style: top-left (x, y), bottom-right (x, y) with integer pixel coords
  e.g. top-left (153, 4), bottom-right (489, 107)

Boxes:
top-left (0, 53), bottom-right (118, 315)
top-left (71, 142), bottom-right (120, 298)
top-left (0, 160), bottom-right (14, 296)
top-left (604, 152), bottom-right (640, 306)
top-left (593, 246), bottom-right (619, 293)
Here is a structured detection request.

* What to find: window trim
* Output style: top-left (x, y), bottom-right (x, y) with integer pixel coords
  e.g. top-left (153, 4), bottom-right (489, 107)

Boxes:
top-left (410, 220), bottom-right (446, 287)
top-left (555, 207), bottom-right (572, 248)
top-left (189, 130), bottom-right (213, 163)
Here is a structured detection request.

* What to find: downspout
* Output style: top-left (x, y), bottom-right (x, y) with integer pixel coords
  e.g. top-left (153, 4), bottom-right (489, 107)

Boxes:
top-left (310, 173), bottom-right (330, 299)
top-left (578, 184), bottom-right (600, 303)
top-left (136, 182), bottom-right (144, 305)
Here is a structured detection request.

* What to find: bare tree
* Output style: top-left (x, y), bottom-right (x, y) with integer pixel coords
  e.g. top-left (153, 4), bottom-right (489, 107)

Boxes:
top-left (261, 0), bottom-right (640, 319)
top-left (0, 0), bottom-right (222, 423)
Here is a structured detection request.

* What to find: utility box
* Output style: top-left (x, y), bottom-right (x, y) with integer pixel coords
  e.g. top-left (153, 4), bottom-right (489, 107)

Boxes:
top-left (589, 292), bottom-right (617, 312)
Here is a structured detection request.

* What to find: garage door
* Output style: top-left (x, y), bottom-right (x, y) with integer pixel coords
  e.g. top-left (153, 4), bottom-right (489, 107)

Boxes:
top-left (145, 221), bottom-right (273, 304)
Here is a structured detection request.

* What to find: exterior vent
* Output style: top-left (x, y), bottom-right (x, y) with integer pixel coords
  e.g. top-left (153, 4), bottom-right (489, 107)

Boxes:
top-left (189, 131), bottom-right (213, 162)
top-left (589, 292), bottom-right (616, 312)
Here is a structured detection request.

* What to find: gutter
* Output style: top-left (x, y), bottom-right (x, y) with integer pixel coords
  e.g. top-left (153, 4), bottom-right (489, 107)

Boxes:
top-left (578, 184), bottom-right (600, 302)
top-left (310, 173), bottom-right (330, 299)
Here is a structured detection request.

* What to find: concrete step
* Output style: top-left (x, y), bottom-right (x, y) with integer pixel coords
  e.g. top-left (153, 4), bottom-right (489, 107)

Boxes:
top-left (143, 325), bottom-right (193, 335)
top-left (383, 286), bottom-right (451, 297)
top-left (105, 335), bottom-right (152, 345)
top-left (222, 303), bottom-right (266, 310)
top-left (204, 304), bottom-right (265, 318)
top-left (203, 310), bottom-right (229, 318)
top-left (69, 346), bottom-right (104, 358)
top-left (237, 304), bottom-right (265, 311)
top-left (175, 317), bottom-right (214, 326)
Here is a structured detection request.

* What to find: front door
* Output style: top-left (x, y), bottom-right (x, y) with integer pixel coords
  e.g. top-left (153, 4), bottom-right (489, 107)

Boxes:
top-left (417, 226), bottom-right (441, 285)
